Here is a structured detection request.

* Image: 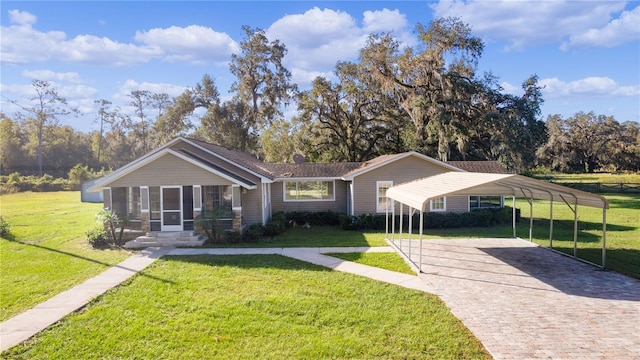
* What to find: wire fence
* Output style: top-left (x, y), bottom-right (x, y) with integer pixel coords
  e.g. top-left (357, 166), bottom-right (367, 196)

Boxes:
top-left (551, 182), bottom-right (640, 194)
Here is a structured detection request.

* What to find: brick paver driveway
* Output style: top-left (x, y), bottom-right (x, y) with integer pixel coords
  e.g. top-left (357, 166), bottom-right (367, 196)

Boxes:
top-left (395, 238), bottom-right (640, 360)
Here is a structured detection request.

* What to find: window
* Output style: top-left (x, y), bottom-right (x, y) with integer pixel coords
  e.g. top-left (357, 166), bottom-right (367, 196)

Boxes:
top-left (283, 180), bottom-right (335, 201)
top-left (149, 187), bottom-right (161, 220)
top-left (469, 196), bottom-right (503, 209)
top-left (430, 197), bottom-right (446, 212)
top-left (202, 185), bottom-right (232, 217)
top-left (376, 181), bottom-right (393, 213)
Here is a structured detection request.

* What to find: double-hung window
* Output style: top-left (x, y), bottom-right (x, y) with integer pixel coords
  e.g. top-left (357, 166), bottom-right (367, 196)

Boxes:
top-left (430, 197), bottom-right (446, 212)
top-left (376, 181), bottom-right (393, 213)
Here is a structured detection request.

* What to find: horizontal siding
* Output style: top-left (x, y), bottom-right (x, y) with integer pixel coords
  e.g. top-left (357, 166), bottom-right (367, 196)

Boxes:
top-left (271, 180), bottom-right (348, 213)
top-left (353, 156), bottom-right (459, 215)
top-left (242, 187), bottom-right (263, 226)
top-left (446, 196), bottom-right (468, 213)
top-left (169, 142), bottom-right (261, 185)
top-left (106, 153), bottom-right (233, 187)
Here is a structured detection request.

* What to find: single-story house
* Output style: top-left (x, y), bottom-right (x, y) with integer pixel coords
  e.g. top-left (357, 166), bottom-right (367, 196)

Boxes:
top-left (88, 137), bottom-right (511, 235)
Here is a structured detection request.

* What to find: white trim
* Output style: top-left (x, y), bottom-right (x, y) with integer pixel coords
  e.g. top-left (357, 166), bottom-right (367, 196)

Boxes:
top-left (160, 186), bottom-right (183, 231)
top-left (429, 197), bottom-right (447, 212)
top-left (193, 185), bottom-right (202, 211)
top-left (232, 184), bottom-right (242, 211)
top-left (376, 180), bottom-right (393, 213)
top-left (104, 187), bottom-right (112, 210)
top-left (140, 186), bottom-right (149, 212)
top-left (342, 152), bottom-right (465, 181)
top-left (282, 180), bottom-right (336, 202)
top-left (349, 182), bottom-right (354, 216)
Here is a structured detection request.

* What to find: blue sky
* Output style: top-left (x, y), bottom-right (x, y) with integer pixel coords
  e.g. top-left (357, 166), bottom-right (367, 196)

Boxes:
top-left (1, 1), bottom-right (639, 132)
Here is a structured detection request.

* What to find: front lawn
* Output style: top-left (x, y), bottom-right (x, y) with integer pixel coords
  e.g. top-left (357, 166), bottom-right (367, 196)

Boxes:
top-left (326, 252), bottom-right (415, 275)
top-left (0, 192), bottom-right (130, 321)
top-left (2, 255), bottom-right (490, 359)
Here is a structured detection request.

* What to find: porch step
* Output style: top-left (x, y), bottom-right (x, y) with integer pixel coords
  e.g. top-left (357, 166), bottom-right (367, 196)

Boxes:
top-left (124, 231), bottom-right (206, 249)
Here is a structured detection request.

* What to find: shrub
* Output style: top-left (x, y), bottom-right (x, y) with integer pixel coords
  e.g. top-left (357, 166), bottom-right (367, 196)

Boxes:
top-left (224, 231), bottom-right (242, 244)
top-left (0, 216), bottom-right (11, 237)
top-left (86, 227), bottom-right (109, 248)
top-left (244, 223), bottom-right (265, 242)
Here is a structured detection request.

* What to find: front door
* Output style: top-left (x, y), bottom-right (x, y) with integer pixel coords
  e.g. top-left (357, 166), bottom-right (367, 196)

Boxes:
top-left (161, 186), bottom-right (182, 231)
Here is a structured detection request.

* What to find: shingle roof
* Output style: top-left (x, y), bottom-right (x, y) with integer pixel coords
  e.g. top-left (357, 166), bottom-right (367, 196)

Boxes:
top-left (264, 162), bottom-right (362, 178)
top-left (183, 137), bottom-right (511, 179)
top-left (446, 161), bottom-right (511, 174)
top-left (185, 138), bottom-right (274, 178)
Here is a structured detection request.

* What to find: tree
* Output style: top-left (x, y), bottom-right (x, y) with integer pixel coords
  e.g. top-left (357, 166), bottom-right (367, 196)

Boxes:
top-left (360, 17), bottom-right (484, 155)
top-left (0, 114), bottom-right (24, 173)
top-left (298, 61), bottom-right (405, 162)
top-left (260, 117), bottom-right (307, 163)
top-left (94, 99), bottom-right (116, 168)
top-left (10, 80), bottom-right (77, 175)
top-left (229, 26), bottom-right (297, 140)
top-left (194, 99), bottom-right (258, 153)
top-left (129, 90), bottom-right (152, 155)
top-left (537, 112), bottom-right (623, 173)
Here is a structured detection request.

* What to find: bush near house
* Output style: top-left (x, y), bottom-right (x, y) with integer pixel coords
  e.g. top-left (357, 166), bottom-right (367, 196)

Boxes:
top-left (340, 207), bottom-right (521, 231)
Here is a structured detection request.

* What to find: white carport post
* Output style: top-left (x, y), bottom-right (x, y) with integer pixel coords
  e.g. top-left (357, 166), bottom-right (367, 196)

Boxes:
top-left (602, 208), bottom-right (607, 268)
top-left (512, 196), bottom-right (517, 238)
top-left (408, 208), bottom-right (413, 260)
top-left (419, 208), bottom-right (424, 273)
top-left (399, 202), bottom-right (403, 251)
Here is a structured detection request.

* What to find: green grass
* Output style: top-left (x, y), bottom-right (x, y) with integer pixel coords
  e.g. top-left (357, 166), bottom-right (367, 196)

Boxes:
top-left (209, 225), bottom-right (389, 248)
top-left (326, 252), bottom-right (415, 275)
top-left (2, 255), bottom-right (490, 360)
top-left (0, 192), bottom-right (130, 321)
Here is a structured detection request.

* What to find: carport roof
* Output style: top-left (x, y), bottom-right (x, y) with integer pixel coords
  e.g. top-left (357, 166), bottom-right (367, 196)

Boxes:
top-left (386, 172), bottom-right (609, 211)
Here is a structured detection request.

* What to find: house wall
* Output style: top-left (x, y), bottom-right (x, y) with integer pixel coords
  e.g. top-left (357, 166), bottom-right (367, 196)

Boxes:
top-left (106, 153), bottom-right (234, 187)
top-left (445, 195), bottom-right (469, 213)
top-left (169, 141), bottom-right (262, 185)
top-left (352, 156), bottom-right (461, 215)
top-left (270, 180), bottom-right (349, 214)
top-left (242, 186), bottom-right (263, 226)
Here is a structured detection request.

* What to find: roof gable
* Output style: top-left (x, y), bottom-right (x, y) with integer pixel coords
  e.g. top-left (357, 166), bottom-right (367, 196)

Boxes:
top-left (342, 152), bottom-right (464, 180)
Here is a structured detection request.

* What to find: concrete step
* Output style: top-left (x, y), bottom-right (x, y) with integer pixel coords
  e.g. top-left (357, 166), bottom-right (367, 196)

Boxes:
top-left (124, 232), bottom-right (206, 249)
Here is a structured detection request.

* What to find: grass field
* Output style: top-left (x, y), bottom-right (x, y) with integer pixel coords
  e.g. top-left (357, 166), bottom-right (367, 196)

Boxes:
top-left (1, 189), bottom-right (637, 358)
top-left (533, 173), bottom-right (640, 183)
top-left (2, 255), bottom-right (489, 359)
top-left (0, 192), bottom-right (130, 321)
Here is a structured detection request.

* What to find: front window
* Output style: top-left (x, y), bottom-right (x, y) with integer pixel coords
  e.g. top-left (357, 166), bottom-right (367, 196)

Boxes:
top-left (470, 196), bottom-right (503, 209)
top-left (284, 180), bottom-right (335, 201)
top-left (376, 181), bottom-right (393, 213)
top-left (202, 185), bottom-right (233, 216)
top-left (430, 197), bottom-right (446, 212)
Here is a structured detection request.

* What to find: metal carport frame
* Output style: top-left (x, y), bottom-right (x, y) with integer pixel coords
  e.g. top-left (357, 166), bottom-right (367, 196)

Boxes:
top-left (384, 172), bottom-right (609, 271)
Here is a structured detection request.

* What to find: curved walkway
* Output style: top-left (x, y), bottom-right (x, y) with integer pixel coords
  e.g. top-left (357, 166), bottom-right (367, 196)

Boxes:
top-left (2, 240), bottom-right (639, 359)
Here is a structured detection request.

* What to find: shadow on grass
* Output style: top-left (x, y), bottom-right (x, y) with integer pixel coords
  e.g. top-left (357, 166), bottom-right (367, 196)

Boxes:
top-left (2, 239), bottom-right (174, 284)
top-left (480, 245), bottom-right (640, 300)
top-left (165, 253), bottom-right (333, 273)
top-left (524, 219), bottom-right (635, 243)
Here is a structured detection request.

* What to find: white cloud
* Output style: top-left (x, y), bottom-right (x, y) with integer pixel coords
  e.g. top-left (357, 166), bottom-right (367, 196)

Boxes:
top-left (504, 76), bottom-right (640, 98)
top-left (267, 7), bottom-right (413, 74)
top-left (21, 70), bottom-right (84, 84)
top-left (362, 8), bottom-right (407, 33)
top-left (134, 25), bottom-right (240, 63)
top-left (8, 9), bottom-right (36, 25)
top-left (431, 0), bottom-right (630, 50)
top-left (1, 11), bottom-right (236, 66)
top-left (561, 6), bottom-right (640, 50)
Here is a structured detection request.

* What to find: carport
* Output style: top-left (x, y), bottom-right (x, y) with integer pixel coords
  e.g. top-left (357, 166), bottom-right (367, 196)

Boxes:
top-left (384, 172), bottom-right (610, 270)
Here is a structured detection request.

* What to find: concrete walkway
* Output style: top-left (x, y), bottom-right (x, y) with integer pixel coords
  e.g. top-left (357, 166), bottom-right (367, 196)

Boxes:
top-left (0, 247), bottom-right (173, 351)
